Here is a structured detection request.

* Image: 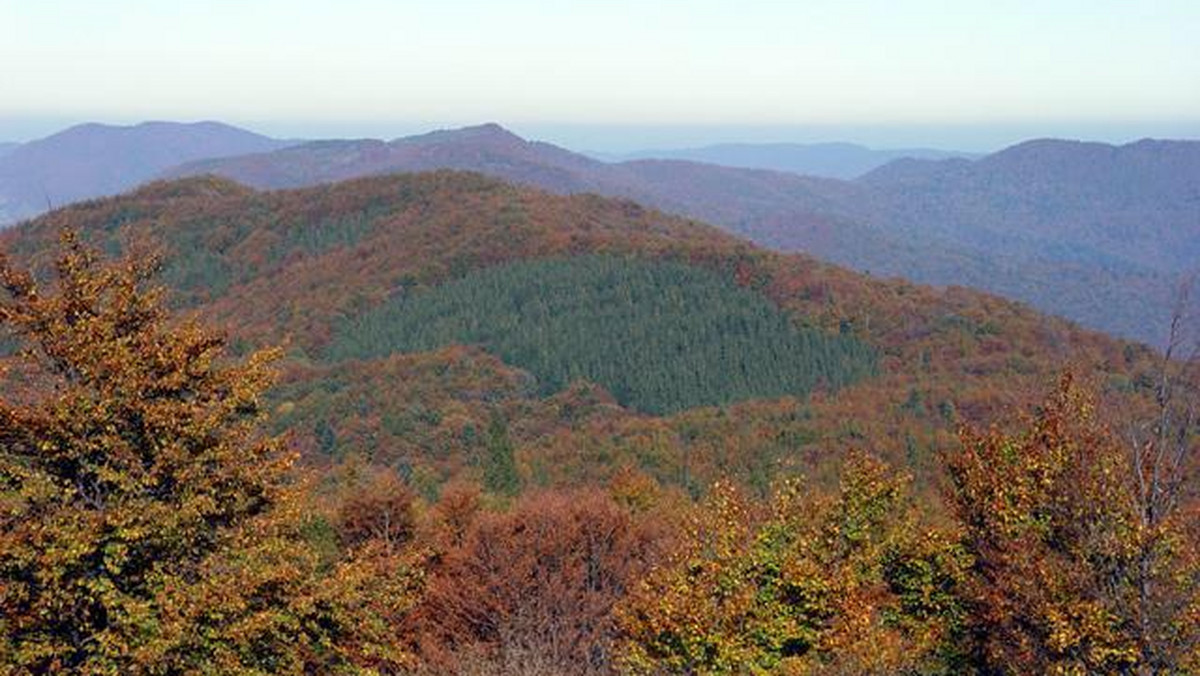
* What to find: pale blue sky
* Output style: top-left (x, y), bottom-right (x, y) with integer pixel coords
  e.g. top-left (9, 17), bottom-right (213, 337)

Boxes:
top-left (2, 0), bottom-right (1198, 150)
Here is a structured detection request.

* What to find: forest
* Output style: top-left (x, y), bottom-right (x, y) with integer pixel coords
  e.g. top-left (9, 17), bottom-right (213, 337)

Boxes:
top-left (0, 173), bottom-right (1197, 674)
top-left (329, 255), bottom-right (877, 414)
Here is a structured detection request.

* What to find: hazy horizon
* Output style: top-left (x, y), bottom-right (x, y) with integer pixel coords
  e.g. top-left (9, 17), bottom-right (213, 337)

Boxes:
top-left (2, 116), bottom-right (1199, 155)
top-left (4, 0), bottom-right (1198, 152)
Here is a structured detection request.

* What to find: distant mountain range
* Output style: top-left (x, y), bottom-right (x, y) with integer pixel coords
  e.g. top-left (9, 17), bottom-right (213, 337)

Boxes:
top-left (591, 142), bottom-right (978, 179)
top-left (0, 142), bottom-right (18, 158)
top-left (166, 124), bottom-right (1199, 345)
top-left (3, 119), bottom-right (1194, 345)
top-left (0, 121), bottom-right (293, 225)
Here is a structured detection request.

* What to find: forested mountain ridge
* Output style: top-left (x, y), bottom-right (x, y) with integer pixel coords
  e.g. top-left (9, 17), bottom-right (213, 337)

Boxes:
top-left (596, 141), bottom-right (977, 179)
top-left (0, 121), bottom-right (294, 226)
top-left (1, 170), bottom-right (1159, 492)
top-left (165, 124), bottom-right (1198, 345)
top-left (854, 137), bottom-right (1200, 273)
top-left (164, 123), bottom-right (621, 195)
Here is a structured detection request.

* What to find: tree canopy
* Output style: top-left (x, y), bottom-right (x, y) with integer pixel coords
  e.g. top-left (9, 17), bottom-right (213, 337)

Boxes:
top-left (331, 255), bottom-right (877, 414)
top-left (0, 233), bottom-right (415, 674)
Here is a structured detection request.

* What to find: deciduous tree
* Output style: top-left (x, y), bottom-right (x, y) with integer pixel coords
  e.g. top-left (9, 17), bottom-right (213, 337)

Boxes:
top-left (411, 489), bottom-right (666, 675)
top-left (0, 233), bottom-right (415, 674)
top-left (948, 373), bottom-right (1200, 675)
top-left (617, 454), bottom-right (968, 675)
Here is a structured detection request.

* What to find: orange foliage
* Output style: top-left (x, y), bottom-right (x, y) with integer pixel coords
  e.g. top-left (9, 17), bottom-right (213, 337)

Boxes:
top-left (948, 374), bottom-right (1200, 674)
top-left (616, 454), bottom-right (969, 675)
top-left (410, 489), bottom-right (669, 675)
top-left (336, 466), bottom-right (418, 555)
top-left (0, 235), bottom-right (416, 673)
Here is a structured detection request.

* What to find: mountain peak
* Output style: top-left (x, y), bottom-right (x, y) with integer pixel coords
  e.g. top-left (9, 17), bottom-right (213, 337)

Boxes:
top-left (468, 122), bottom-right (514, 135)
top-left (985, 138), bottom-right (1124, 165)
top-left (0, 120), bottom-right (290, 226)
top-left (397, 122), bottom-right (526, 147)
top-left (30, 120), bottom-right (279, 149)
top-left (130, 174), bottom-right (255, 202)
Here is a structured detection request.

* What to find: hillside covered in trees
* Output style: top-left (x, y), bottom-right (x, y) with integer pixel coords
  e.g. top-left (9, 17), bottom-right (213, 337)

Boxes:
top-left (330, 255), bottom-right (877, 414)
top-left (167, 124), bottom-right (1199, 345)
top-left (2, 170), bottom-right (1196, 674)
top-left (1, 171), bottom-right (1156, 489)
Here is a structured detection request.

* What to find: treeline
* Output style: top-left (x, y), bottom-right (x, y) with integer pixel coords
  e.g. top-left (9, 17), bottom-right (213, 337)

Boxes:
top-left (330, 255), bottom-right (877, 414)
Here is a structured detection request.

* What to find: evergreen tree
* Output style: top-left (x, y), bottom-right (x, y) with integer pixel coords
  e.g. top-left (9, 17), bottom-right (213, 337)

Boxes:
top-left (483, 414), bottom-right (521, 496)
top-left (331, 255), bottom-right (877, 414)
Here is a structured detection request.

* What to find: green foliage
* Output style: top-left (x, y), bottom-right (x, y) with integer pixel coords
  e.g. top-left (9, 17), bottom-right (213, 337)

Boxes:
top-left (270, 205), bottom-right (383, 261)
top-left (314, 418), bottom-right (338, 456)
top-left (616, 455), bottom-right (969, 675)
top-left (483, 414), bottom-right (521, 496)
top-left (330, 255), bottom-right (877, 414)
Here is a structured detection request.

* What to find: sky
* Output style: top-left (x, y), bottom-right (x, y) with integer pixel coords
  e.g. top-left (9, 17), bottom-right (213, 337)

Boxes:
top-left (2, 0), bottom-right (1198, 151)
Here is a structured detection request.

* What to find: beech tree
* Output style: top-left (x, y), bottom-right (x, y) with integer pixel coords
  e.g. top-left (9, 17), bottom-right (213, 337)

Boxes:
top-left (1122, 280), bottom-right (1200, 675)
top-left (337, 466), bottom-right (418, 556)
top-left (0, 233), bottom-right (414, 674)
top-left (411, 489), bottom-right (665, 675)
top-left (616, 454), bottom-right (969, 675)
top-left (948, 373), bottom-right (1200, 675)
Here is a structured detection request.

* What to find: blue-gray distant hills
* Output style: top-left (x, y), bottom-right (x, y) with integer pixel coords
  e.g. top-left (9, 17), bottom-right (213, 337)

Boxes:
top-left (2, 119), bottom-right (1190, 346)
top-left (0, 121), bottom-right (294, 225)
top-left (592, 142), bottom-right (978, 179)
top-left (165, 124), bottom-right (1200, 346)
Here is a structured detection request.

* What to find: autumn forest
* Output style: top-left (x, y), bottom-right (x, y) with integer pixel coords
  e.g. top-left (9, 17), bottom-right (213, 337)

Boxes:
top-left (0, 162), bottom-right (1194, 676)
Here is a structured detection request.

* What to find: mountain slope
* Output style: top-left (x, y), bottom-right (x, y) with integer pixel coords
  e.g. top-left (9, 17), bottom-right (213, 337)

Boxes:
top-left (166, 126), bottom-right (1196, 345)
top-left (601, 142), bottom-right (976, 179)
top-left (164, 123), bottom-right (913, 305)
top-left (329, 254), bottom-right (878, 414)
top-left (2, 171), bottom-right (1156, 491)
top-left (0, 142), bottom-right (18, 158)
top-left (0, 121), bottom-right (294, 225)
top-left (854, 138), bottom-right (1200, 274)
top-left (831, 139), bottom-right (1200, 344)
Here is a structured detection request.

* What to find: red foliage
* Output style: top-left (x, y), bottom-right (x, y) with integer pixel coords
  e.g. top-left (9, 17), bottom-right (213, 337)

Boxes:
top-left (410, 490), bottom-right (668, 674)
top-left (336, 467), bottom-right (417, 555)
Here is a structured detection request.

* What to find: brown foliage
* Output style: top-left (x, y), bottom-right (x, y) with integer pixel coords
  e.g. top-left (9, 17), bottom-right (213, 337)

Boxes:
top-left (434, 478), bottom-right (483, 546)
top-left (410, 489), bottom-right (668, 675)
top-left (337, 466), bottom-right (418, 555)
top-left (948, 373), bottom-right (1200, 674)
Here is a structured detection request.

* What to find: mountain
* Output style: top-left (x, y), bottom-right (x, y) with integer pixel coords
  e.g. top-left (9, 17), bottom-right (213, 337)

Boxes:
top-left (853, 138), bottom-right (1200, 274)
top-left (0, 171), bottom-right (1155, 492)
top-left (0, 121), bottom-right (294, 226)
top-left (596, 142), bottom-right (977, 179)
top-left (832, 139), bottom-right (1200, 343)
top-left (165, 124), bottom-right (617, 195)
top-left (165, 126), bottom-right (1197, 346)
top-left (164, 123), bottom-right (906, 294)
top-left (0, 142), bottom-right (18, 158)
